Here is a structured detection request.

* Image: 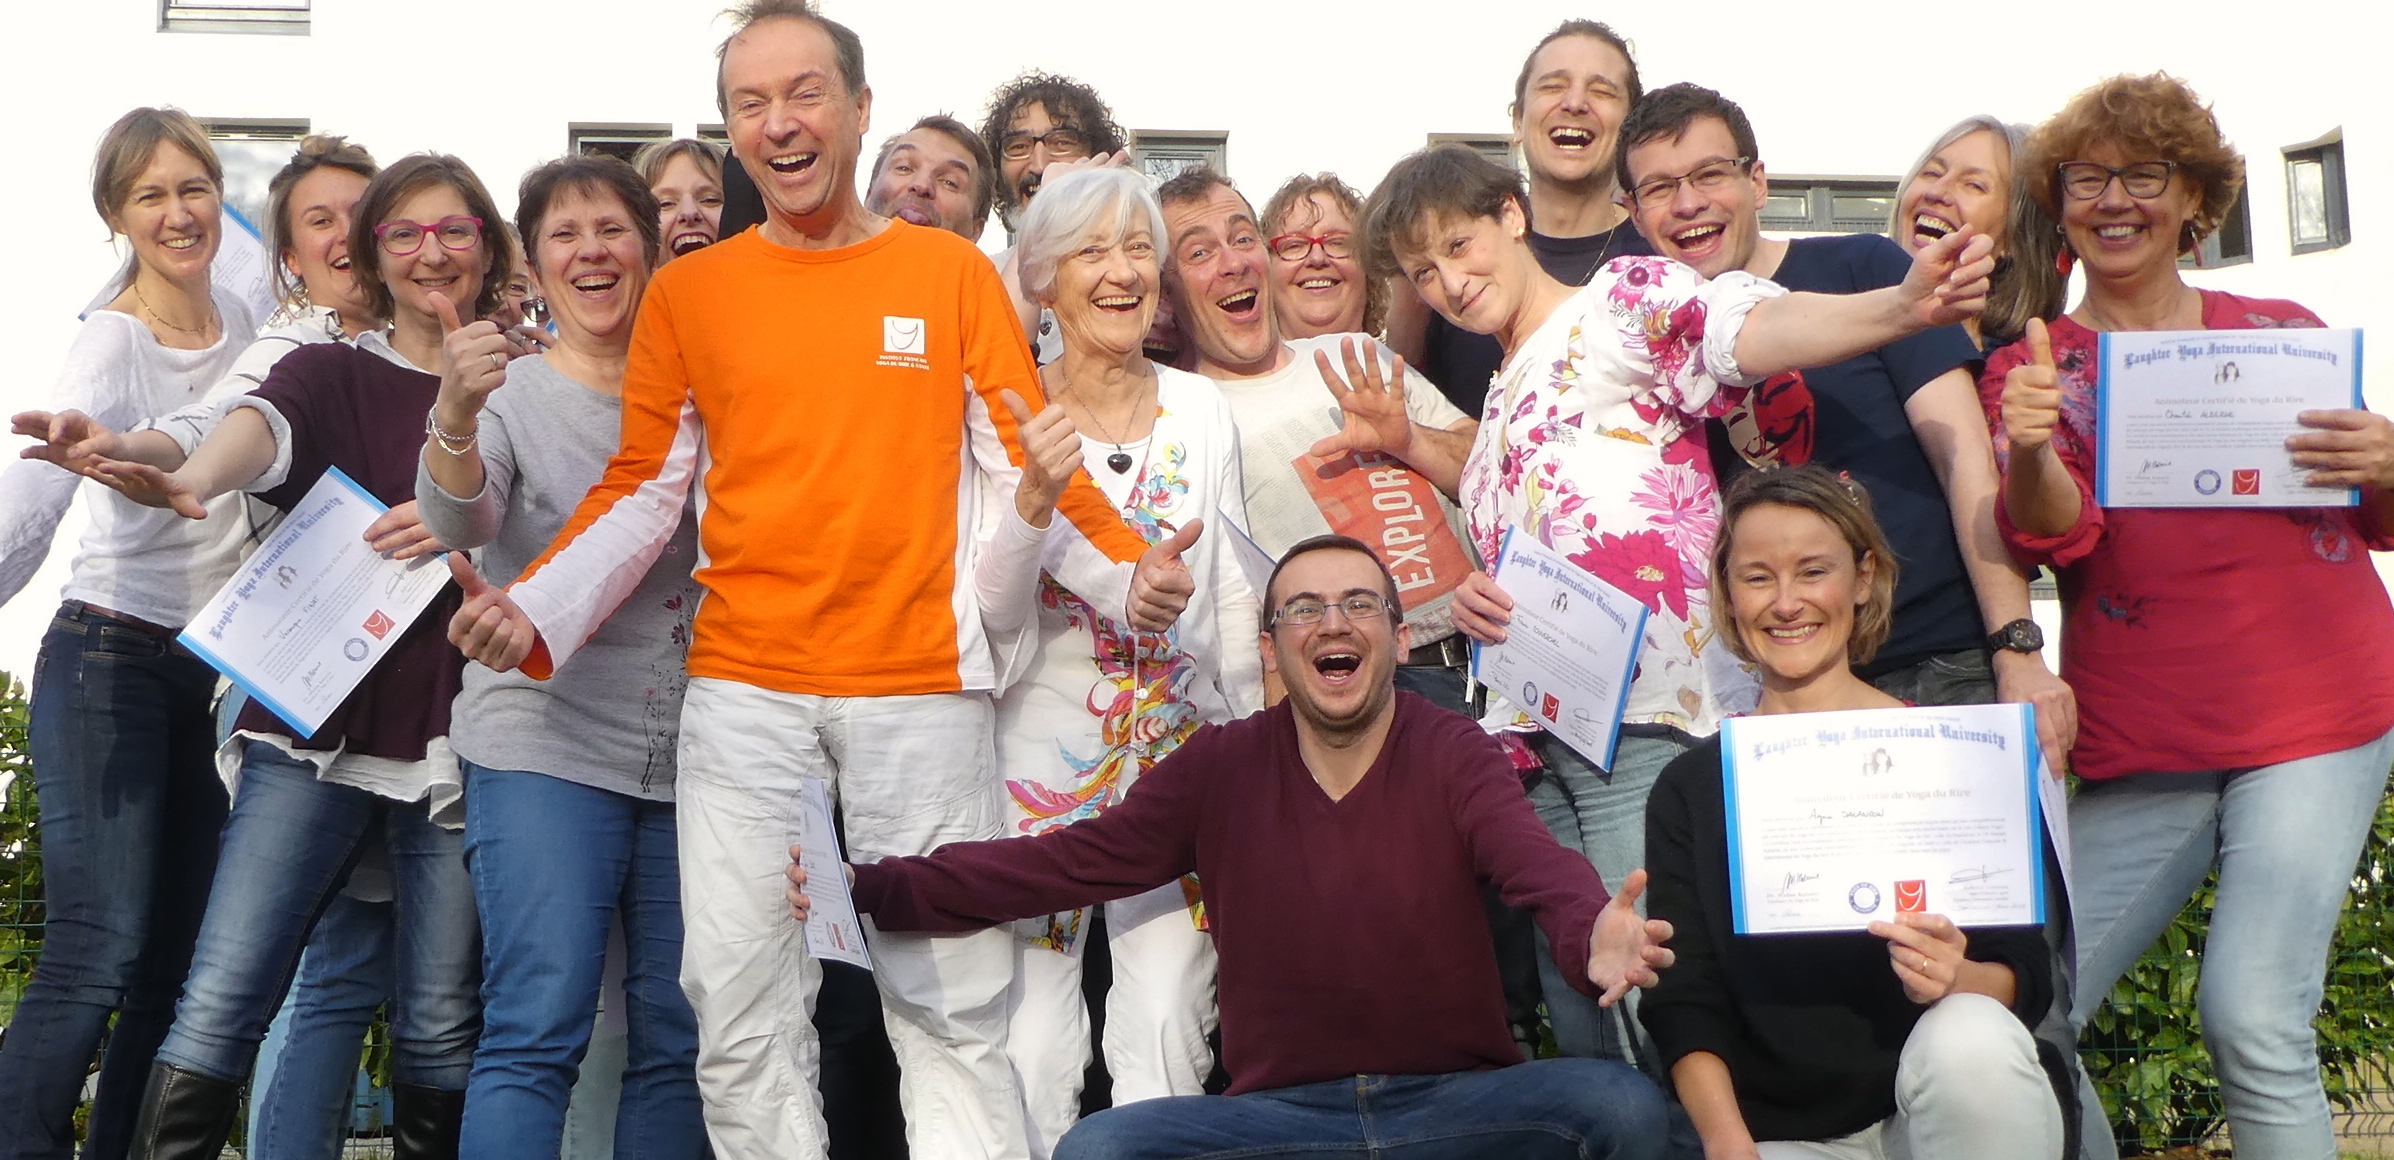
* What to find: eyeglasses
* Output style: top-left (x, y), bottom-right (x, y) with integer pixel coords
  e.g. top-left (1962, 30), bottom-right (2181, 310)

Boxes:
top-left (999, 128), bottom-right (1089, 161)
top-left (1271, 593), bottom-right (1393, 629)
top-left (1627, 157), bottom-right (1754, 209)
top-left (1268, 232), bottom-right (1353, 262)
top-left (2056, 161), bottom-right (2177, 201)
top-left (374, 215), bottom-right (484, 257)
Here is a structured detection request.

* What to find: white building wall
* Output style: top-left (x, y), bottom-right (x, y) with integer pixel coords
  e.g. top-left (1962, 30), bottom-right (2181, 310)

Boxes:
top-left (0, 0), bottom-right (2384, 673)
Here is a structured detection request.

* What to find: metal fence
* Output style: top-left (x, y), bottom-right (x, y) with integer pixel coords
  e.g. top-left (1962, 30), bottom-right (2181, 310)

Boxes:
top-left (4, 672), bottom-right (2394, 1157)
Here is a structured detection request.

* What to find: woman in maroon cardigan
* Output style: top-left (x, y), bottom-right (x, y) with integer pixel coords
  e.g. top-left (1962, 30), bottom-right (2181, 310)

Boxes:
top-left (1988, 74), bottom-right (2394, 1159)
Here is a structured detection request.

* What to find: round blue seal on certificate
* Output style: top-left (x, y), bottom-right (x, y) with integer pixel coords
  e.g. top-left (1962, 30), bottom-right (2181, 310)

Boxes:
top-left (1848, 882), bottom-right (1882, 914)
top-left (343, 637), bottom-right (369, 662)
top-left (1521, 680), bottom-right (1539, 709)
top-left (2195, 469), bottom-right (2222, 495)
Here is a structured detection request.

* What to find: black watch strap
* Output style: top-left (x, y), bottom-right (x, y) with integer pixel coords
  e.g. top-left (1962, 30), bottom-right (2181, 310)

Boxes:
top-left (1986, 617), bottom-right (2044, 654)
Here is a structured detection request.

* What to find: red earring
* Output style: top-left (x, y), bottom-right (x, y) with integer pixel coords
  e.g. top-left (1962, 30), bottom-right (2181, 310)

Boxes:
top-left (2055, 245), bottom-right (2075, 280)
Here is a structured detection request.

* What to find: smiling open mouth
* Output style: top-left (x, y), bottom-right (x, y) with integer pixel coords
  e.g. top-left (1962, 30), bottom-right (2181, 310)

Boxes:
top-left (670, 231), bottom-right (712, 256)
top-left (1549, 127), bottom-right (1594, 149)
top-left (1911, 212), bottom-right (1956, 244)
top-left (767, 152), bottom-right (818, 175)
top-left (1313, 652), bottom-right (1360, 676)
top-left (1094, 293), bottom-right (1142, 312)
top-left (1296, 276), bottom-right (1340, 291)
top-left (570, 272), bottom-right (619, 294)
top-left (1215, 289), bottom-right (1259, 315)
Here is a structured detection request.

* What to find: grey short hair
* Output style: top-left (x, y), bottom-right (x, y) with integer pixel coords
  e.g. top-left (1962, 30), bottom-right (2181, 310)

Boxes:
top-left (1014, 167), bottom-right (1167, 304)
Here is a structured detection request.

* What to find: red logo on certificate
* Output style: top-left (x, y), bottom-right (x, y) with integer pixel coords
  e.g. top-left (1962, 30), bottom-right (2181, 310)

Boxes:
top-left (1894, 880), bottom-right (1927, 913)
top-left (1539, 692), bottom-right (1561, 722)
top-left (2232, 469), bottom-right (2261, 495)
top-left (362, 609), bottom-right (396, 640)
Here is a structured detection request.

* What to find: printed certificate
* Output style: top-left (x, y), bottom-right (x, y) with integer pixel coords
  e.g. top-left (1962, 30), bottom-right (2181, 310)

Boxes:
top-left (1470, 528), bottom-right (1647, 769)
top-left (1722, 704), bottom-right (2047, 935)
top-left (2096, 328), bottom-right (2363, 508)
top-left (797, 777), bottom-right (873, 970)
top-left (178, 468), bottom-right (451, 738)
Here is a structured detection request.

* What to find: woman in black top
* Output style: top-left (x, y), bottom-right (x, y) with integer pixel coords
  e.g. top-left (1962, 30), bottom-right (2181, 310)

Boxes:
top-left (1640, 466), bottom-right (2063, 1160)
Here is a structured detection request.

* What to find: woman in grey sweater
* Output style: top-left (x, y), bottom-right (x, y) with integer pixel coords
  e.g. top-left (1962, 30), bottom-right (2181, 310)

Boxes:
top-left (415, 155), bottom-right (705, 1157)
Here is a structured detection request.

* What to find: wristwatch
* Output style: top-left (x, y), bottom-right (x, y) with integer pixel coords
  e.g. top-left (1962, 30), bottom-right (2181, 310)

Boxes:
top-left (1986, 618), bottom-right (2044, 654)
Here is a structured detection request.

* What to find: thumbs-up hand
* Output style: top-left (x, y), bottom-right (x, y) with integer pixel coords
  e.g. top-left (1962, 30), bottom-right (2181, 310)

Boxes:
top-left (1586, 868), bottom-right (1676, 1007)
top-left (431, 291), bottom-right (528, 443)
top-left (1128, 517), bottom-right (1202, 631)
top-left (2001, 317), bottom-right (2064, 453)
top-left (1004, 388), bottom-right (1081, 529)
top-left (445, 552), bottom-right (541, 672)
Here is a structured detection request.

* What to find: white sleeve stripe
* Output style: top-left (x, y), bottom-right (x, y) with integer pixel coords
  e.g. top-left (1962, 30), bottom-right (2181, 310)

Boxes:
top-left (511, 398), bottom-right (703, 669)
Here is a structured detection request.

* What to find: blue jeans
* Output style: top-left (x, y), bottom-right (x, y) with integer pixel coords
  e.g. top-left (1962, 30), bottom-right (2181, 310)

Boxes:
top-left (458, 762), bottom-right (703, 1160)
top-left (247, 887), bottom-right (394, 1158)
top-left (1526, 730), bottom-right (1685, 1068)
top-left (2068, 726), bottom-right (2394, 1160)
top-left (1054, 1058), bottom-right (1670, 1160)
top-left (155, 740), bottom-right (480, 1088)
top-left (0, 606), bottom-right (225, 1160)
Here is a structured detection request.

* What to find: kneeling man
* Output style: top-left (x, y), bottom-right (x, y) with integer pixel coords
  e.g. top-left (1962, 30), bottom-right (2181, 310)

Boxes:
top-left (790, 535), bottom-right (1676, 1160)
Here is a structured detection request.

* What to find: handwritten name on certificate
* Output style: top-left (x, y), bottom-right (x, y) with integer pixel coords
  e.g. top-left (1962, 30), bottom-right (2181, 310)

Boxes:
top-left (1721, 704), bottom-right (2046, 935)
top-left (2096, 328), bottom-right (2363, 508)
top-left (177, 468), bottom-right (450, 738)
top-left (1471, 528), bottom-right (1647, 769)
top-left (797, 778), bottom-right (873, 970)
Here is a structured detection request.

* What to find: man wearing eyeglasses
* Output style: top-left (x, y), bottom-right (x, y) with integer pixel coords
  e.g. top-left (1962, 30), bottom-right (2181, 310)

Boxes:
top-left (789, 534), bottom-right (1679, 1160)
top-left (1154, 168), bottom-right (1483, 710)
top-left (979, 71), bottom-right (1126, 233)
top-left (1618, 82), bottom-right (2072, 740)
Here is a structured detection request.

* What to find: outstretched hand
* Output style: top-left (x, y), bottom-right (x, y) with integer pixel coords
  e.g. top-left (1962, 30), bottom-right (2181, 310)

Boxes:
top-left (13, 409), bottom-right (126, 475)
top-left (1128, 518), bottom-right (1202, 631)
top-left (1004, 388), bottom-right (1081, 529)
top-left (445, 553), bottom-right (541, 672)
top-left (1586, 869), bottom-right (1675, 1006)
top-left (1897, 224), bottom-right (1996, 329)
top-left (86, 458), bottom-right (207, 519)
top-left (1308, 338), bottom-right (1416, 460)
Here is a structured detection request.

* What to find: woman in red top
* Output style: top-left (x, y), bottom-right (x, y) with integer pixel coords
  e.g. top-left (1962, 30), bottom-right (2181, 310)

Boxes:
top-left (1987, 74), bottom-right (2394, 1160)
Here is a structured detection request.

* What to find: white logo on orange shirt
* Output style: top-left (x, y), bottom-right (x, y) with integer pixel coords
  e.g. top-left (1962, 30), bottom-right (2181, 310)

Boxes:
top-left (883, 317), bottom-right (926, 355)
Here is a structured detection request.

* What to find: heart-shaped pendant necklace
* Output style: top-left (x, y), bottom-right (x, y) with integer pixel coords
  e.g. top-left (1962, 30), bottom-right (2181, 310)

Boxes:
top-left (1105, 450), bottom-right (1134, 474)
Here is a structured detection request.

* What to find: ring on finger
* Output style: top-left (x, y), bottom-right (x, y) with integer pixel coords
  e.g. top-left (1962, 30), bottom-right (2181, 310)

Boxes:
top-left (488, 351), bottom-right (504, 370)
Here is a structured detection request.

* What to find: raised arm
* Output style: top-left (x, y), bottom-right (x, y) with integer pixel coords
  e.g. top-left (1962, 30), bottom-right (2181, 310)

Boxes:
top-left (85, 406), bottom-right (279, 520)
top-left (1729, 228), bottom-right (1995, 380)
top-left (418, 292), bottom-right (536, 523)
top-left (1306, 337), bottom-right (1475, 496)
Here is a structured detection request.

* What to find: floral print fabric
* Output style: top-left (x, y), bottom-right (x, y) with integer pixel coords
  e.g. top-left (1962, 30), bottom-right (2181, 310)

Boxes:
top-left (1459, 257), bottom-right (1785, 739)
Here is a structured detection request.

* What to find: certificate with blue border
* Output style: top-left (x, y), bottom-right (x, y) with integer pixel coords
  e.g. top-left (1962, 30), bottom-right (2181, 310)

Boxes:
top-left (1469, 526), bottom-right (1647, 769)
top-left (1722, 704), bottom-right (2047, 935)
top-left (177, 467), bottom-right (451, 738)
top-left (2095, 327), bottom-right (2363, 508)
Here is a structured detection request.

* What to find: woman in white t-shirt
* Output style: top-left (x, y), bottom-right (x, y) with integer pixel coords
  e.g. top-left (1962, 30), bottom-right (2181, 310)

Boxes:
top-left (0, 108), bottom-right (259, 1159)
top-left (981, 166), bottom-right (1264, 1157)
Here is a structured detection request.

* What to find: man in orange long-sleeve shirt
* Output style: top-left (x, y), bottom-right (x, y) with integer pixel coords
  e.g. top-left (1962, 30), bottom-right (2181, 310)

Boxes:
top-left (445, 5), bottom-right (1186, 1156)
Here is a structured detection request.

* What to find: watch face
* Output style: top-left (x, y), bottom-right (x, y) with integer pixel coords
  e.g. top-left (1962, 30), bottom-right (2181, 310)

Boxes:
top-left (1998, 619), bottom-right (2043, 652)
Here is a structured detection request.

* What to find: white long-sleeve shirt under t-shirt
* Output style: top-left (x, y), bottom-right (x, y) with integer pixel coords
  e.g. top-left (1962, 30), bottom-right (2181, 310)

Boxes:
top-left (0, 288), bottom-right (259, 627)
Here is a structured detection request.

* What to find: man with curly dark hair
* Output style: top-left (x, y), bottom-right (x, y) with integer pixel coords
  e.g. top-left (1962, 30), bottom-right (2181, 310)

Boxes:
top-left (979, 72), bottom-right (1127, 232)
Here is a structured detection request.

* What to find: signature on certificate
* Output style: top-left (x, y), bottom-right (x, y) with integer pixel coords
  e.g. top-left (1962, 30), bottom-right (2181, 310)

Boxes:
top-left (1948, 865), bottom-right (2014, 885)
top-left (1776, 870), bottom-right (1821, 894)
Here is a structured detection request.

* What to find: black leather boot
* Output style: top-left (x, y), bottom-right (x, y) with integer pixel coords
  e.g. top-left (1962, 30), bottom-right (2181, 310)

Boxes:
top-left (127, 1061), bottom-right (240, 1160)
top-left (391, 1084), bottom-right (467, 1160)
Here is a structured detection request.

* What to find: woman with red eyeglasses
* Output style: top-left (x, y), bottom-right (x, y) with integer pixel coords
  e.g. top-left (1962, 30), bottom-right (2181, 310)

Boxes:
top-left (61, 154), bottom-right (525, 1158)
top-left (1261, 173), bottom-right (1379, 341)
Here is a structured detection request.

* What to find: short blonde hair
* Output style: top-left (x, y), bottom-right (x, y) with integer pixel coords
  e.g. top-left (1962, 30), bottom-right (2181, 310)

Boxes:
top-left (2023, 73), bottom-right (2244, 250)
top-left (1709, 466), bottom-right (1899, 667)
top-left (91, 107), bottom-right (221, 233)
top-left (632, 137), bottom-right (724, 187)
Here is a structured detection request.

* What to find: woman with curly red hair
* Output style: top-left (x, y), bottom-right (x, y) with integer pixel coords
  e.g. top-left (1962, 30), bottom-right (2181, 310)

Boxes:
top-left (1989, 73), bottom-right (2394, 1159)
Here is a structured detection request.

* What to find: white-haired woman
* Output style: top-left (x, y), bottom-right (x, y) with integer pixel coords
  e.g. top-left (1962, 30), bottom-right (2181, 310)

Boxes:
top-left (982, 165), bottom-right (1262, 1155)
top-left (1891, 116), bottom-right (2064, 351)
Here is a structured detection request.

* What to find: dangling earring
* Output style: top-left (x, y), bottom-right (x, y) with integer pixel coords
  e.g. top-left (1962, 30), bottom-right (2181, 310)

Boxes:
top-left (2179, 220), bottom-right (2200, 254)
top-left (2053, 222), bottom-right (2075, 279)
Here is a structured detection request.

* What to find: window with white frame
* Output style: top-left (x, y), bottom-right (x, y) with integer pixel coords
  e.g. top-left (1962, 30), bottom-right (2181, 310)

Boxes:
top-left (569, 124), bottom-right (672, 163)
top-left (1131, 132), bottom-right (1228, 183)
top-left (2284, 133), bottom-right (2350, 254)
top-left (1760, 176), bottom-right (1900, 235)
top-left (204, 119), bottom-right (309, 235)
top-left (161, 0), bottom-right (308, 34)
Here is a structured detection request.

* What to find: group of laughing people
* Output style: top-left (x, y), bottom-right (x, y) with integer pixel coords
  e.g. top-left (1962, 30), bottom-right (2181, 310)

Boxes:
top-left (6, 3), bottom-right (2394, 1160)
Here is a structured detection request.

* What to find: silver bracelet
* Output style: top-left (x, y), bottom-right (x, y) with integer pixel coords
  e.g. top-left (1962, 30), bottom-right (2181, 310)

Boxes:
top-left (425, 409), bottom-right (478, 456)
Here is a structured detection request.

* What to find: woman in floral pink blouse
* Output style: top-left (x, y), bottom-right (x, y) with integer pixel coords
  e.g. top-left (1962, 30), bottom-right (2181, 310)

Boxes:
top-left (1352, 143), bottom-right (1995, 1065)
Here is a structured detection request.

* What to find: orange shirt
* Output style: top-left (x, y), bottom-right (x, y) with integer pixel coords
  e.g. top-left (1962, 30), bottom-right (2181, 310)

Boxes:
top-left (510, 221), bottom-right (1146, 697)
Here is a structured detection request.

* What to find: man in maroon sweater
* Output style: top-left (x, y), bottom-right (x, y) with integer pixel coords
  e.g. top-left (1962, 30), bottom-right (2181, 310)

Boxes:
top-left (789, 534), bottom-right (1675, 1159)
